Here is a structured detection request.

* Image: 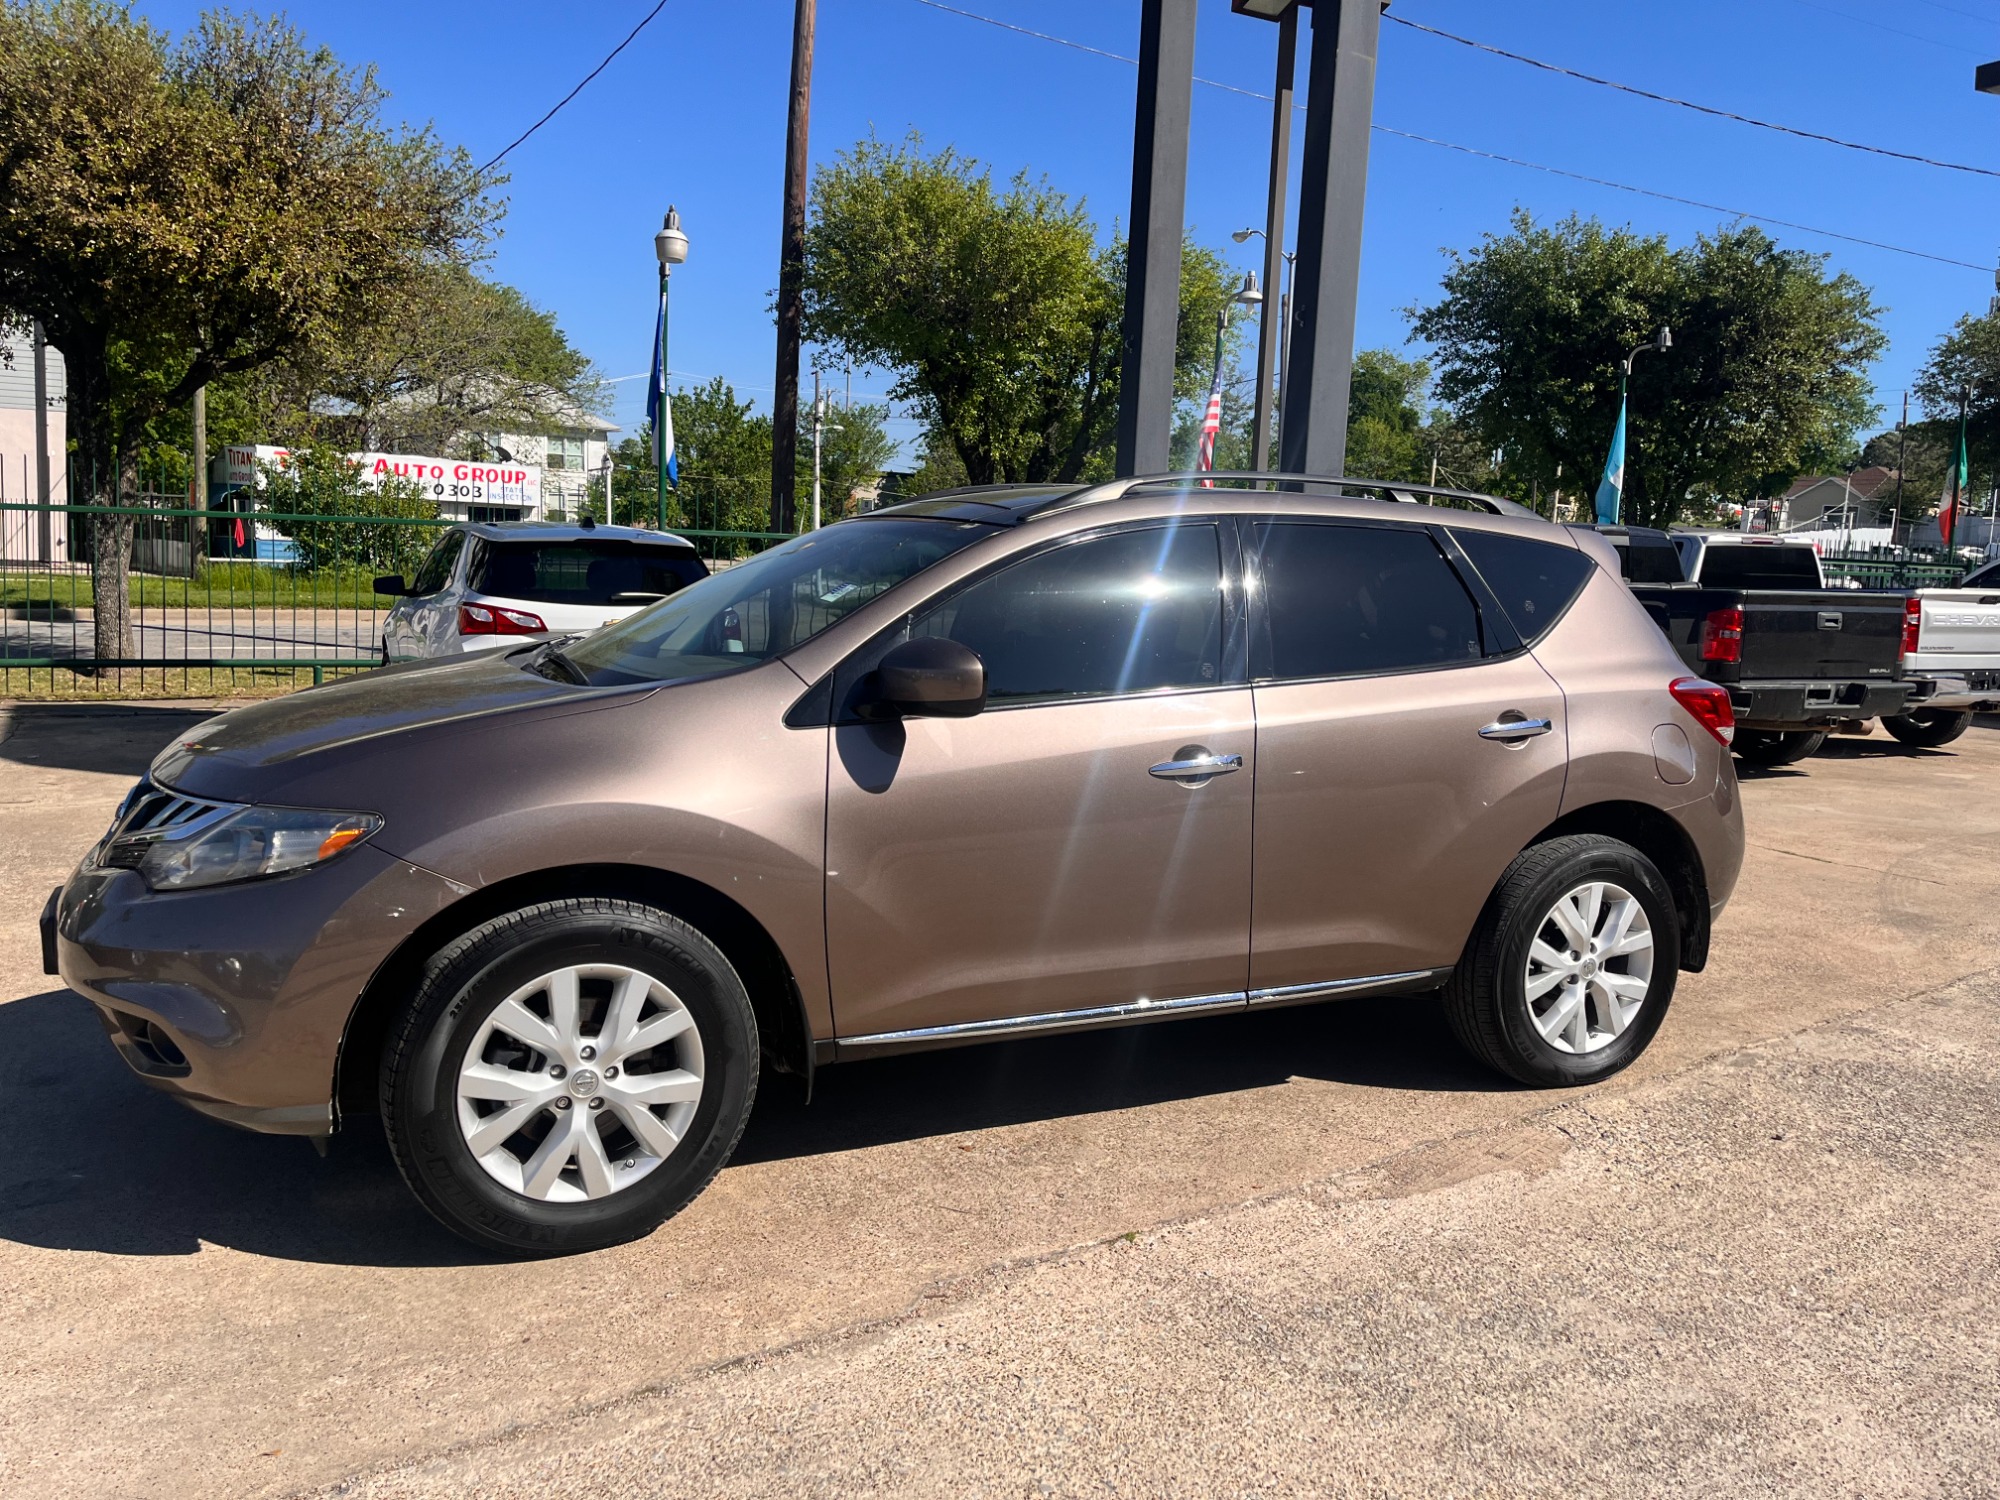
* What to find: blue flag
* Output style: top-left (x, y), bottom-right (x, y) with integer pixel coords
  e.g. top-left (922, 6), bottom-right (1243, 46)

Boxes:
top-left (1594, 394), bottom-right (1627, 524)
top-left (645, 286), bottom-right (677, 487)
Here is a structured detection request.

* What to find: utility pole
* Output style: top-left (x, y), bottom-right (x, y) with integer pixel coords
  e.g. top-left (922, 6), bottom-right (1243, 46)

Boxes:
top-left (1251, 7), bottom-right (1295, 472)
top-left (31, 319), bottom-right (51, 562)
top-left (1893, 391), bottom-right (1908, 545)
top-left (1279, 0), bottom-right (1384, 477)
top-left (1113, 0), bottom-right (1197, 476)
top-left (771, 0), bottom-right (816, 534)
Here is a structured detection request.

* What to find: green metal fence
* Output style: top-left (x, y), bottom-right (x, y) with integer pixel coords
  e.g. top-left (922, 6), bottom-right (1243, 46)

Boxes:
top-left (1816, 545), bottom-right (1984, 591)
top-left (1, 495), bottom-right (790, 700)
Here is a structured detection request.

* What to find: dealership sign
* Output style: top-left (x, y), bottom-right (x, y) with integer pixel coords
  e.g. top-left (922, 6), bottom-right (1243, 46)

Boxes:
top-left (214, 445), bottom-right (543, 510)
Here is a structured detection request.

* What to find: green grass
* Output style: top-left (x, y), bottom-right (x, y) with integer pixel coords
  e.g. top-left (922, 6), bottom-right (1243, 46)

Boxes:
top-left (0, 664), bottom-right (374, 701)
top-left (1, 562), bottom-right (397, 612)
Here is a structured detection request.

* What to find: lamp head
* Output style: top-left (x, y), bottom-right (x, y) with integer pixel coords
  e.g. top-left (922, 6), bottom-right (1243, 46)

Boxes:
top-left (1236, 271), bottom-right (1263, 307)
top-left (655, 205), bottom-right (689, 268)
top-left (1654, 325), bottom-right (1673, 351)
top-left (1232, 227), bottom-right (1258, 244)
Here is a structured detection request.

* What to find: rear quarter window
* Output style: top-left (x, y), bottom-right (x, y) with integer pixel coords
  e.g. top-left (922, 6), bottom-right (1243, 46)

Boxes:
top-left (1453, 529), bottom-right (1595, 646)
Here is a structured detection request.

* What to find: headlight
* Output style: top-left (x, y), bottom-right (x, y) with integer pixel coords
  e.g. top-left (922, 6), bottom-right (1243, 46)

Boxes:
top-left (101, 805), bottom-right (383, 891)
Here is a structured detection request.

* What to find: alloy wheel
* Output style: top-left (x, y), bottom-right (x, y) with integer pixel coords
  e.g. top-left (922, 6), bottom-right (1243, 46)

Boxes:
top-left (1522, 881), bottom-right (1655, 1055)
top-left (455, 963), bottom-right (706, 1201)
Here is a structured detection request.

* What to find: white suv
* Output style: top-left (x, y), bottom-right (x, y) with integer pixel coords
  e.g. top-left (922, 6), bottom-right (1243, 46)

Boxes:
top-left (378, 521), bottom-right (708, 661)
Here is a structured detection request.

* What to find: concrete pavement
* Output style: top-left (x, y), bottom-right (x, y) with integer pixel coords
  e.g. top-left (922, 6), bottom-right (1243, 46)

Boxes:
top-left (1, 703), bottom-right (1997, 1498)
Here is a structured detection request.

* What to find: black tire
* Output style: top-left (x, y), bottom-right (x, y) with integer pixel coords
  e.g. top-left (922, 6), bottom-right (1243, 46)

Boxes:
top-left (1733, 728), bottom-right (1827, 766)
top-left (1882, 708), bottom-right (1973, 749)
top-left (381, 898), bottom-right (758, 1256)
top-left (1444, 834), bottom-right (1681, 1088)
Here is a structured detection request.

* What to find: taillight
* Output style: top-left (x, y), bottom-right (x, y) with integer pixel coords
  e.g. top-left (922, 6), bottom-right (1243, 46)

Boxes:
top-left (1670, 676), bottom-right (1735, 747)
top-left (1902, 596), bottom-right (1922, 660)
top-left (1699, 606), bottom-right (1743, 664)
top-left (458, 603), bottom-right (547, 636)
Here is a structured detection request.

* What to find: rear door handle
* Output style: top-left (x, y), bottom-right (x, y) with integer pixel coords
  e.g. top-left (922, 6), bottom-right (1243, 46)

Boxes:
top-left (1477, 717), bottom-right (1554, 743)
top-left (1149, 752), bottom-right (1245, 781)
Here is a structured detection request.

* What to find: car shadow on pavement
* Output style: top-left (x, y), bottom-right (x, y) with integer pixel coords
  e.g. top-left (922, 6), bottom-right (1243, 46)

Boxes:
top-left (0, 987), bottom-right (482, 1267)
top-left (0, 703), bottom-right (217, 777)
top-left (0, 982), bottom-right (1495, 1264)
top-left (735, 988), bottom-right (1499, 1166)
top-left (1811, 738), bottom-right (1952, 762)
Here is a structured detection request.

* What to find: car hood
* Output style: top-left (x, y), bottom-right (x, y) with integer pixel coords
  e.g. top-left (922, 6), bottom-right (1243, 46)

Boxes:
top-left (151, 651), bottom-right (650, 803)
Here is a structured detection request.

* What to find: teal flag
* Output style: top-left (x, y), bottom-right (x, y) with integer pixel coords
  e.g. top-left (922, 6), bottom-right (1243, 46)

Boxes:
top-left (1594, 395), bottom-right (1627, 524)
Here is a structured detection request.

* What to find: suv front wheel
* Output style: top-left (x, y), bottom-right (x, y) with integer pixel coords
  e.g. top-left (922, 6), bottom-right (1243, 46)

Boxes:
top-left (1445, 835), bottom-right (1680, 1087)
top-left (381, 898), bottom-right (759, 1256)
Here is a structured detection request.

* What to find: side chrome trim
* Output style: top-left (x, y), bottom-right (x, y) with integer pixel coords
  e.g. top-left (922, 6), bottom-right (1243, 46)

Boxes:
top-left (838, 989), bottom-right (1248, 1050)
top-left (1247, 968), bottom-right (1451, 1007)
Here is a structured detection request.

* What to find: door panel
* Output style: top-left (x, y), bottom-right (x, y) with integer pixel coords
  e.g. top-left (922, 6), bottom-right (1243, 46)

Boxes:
top-left (1249, 655), bottom-right (1567, 991)
top-left (827, 690), bottom-right (1256, 1037)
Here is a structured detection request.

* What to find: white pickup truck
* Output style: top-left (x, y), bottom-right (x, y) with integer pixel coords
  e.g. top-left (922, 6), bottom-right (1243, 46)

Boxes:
top-left (1893, 555), bottom-right (2000, 747)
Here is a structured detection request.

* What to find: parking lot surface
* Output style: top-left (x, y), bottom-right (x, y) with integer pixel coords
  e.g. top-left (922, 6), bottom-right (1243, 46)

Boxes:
top-left (2, 705), bottom-right (1997, 1498)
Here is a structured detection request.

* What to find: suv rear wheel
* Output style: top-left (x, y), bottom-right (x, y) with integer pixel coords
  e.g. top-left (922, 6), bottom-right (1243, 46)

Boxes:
top-left (381, 898), bottom-right (758, 1256)
top-left (1882, 708), bottom-right (1973, 748)
top-left (1445, 834), bottom-right (1680, 1087)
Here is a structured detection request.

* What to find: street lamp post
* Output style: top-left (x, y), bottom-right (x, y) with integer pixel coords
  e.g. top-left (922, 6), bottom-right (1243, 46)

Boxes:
top-left (653, 206), bottom-right (689, 532)
top-left (1610, 325), bottom-right (1672, 523)
top-left (1234, 228), bottom-right (1296, 470)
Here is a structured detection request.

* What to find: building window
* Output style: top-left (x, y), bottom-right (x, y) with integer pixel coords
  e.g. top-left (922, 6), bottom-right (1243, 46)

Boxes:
top-left (546, 434), bottom-right (588, 471)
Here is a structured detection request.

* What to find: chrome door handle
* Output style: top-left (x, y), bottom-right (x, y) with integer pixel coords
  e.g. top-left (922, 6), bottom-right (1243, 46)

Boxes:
top-left (1478, 717), bottom-right (1554, 743)
top-left (1148, 752), bottom-right (1245, 781)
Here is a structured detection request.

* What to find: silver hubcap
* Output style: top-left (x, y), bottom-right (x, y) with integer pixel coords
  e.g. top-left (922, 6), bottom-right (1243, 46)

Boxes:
top-left (455, 964), bottom-right (705, 1201)
top-left (1524, 881), bottom-right (1655, 1055)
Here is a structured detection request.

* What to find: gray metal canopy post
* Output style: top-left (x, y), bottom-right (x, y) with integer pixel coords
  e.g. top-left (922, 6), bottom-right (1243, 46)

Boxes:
top-left (1113, 0), bottom-right (1198, 478)
top-left (1279, 0), bottom-right (1383, 477)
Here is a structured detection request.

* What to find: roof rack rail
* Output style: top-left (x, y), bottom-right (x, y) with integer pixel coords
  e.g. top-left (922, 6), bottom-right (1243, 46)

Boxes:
top-left (1042, 471), bottom-right (1540, 521)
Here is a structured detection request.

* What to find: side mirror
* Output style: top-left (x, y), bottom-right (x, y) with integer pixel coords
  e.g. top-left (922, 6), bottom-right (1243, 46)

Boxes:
top-left (374, 575), bottom-right (407, 597)
top-left (872, 637), bottom-right (986, 719)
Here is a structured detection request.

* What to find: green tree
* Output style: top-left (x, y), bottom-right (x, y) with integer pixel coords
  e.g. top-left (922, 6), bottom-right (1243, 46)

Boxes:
top-left (610, 378), bottom-right (776, 536)
top-left (1411, 212), bottom-right (1883, 528)
top-left (1860, 422), bottom-right (1949, 524)
top-left (1912, 310), bottom-right (2000, 516)
top-left (0, 1), bottom-right (492, 659)
top-left (801, 134), bottom-right (1238, 485)
top-left (257, 445), bottom-right (437, 575)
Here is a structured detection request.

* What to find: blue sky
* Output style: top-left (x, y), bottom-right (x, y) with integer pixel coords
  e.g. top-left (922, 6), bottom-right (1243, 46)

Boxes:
top-left (137, 0), bottom-right (2000, 457)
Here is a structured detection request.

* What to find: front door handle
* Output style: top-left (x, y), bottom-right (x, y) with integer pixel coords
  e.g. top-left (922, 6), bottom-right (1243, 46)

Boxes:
top-left (1477, 717), bottom-right (1554, 743)
top-left (1149, 752), bottom-right (1245, 782)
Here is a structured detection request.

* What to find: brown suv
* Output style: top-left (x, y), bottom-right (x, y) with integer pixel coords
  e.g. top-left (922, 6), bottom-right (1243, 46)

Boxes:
top-left (44, 476), bottom-right (1743, 1255)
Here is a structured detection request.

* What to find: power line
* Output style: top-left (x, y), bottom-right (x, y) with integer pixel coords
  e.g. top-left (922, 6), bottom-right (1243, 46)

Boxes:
top-left (1772, 0), bottom-right (1983, 55)
top-left (902, 0), bottom-right (1992, 276)
top-left (1386, 15), bottom-right (2000, 180)
top-left (479, 0), bottom-right (672, 173)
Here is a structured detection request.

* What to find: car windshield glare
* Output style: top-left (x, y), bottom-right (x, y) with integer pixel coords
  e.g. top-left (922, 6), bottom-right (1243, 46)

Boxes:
top-left (557, 518), bottom-right (992, 686)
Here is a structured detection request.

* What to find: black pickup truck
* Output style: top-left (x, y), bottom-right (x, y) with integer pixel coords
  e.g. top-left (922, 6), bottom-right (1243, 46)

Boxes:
top-left (1576, 526), bottom-right (1918, 765)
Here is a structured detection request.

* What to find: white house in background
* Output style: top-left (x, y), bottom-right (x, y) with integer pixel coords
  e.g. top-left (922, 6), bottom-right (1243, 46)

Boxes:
top-left (466, 408), bottom-right (619, 520)
top-left (0, 325), bottom-right (70, 563)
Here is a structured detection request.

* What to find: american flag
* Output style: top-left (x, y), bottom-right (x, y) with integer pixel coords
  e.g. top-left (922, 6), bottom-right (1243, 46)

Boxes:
top-left (1195, 323), bottom-right (1226, 488)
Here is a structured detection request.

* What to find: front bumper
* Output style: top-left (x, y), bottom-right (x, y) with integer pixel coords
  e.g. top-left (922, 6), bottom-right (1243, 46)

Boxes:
top-left (1730, 678), bottom-right (1915, 730)
top-left (50, 842), bottom-right (465, 1136)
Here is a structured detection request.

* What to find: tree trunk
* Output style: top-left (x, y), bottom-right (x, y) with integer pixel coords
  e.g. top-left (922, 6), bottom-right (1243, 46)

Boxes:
top-left (91, 439), bottom-right (138, 662)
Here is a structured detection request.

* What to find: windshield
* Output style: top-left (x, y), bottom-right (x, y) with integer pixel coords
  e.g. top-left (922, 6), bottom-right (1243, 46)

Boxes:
top-left (557, 518), bottom-right (993, 686)
top-left (470, 538), bottom-right (707, 605)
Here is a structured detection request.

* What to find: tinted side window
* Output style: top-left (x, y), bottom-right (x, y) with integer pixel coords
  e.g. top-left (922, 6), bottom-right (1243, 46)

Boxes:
top-left (409, 529), bottom-right (465, 596)
top-left (913, 523), bottom-right (1223, 703)
top-left (1624, 536), bottom-right (1685, 584)
top-left (1965, 560), bottom-right (2000, 589)
top-left (1254, 522), bottom-right (1481, 681)
top-left (1455, 529), bottom-right (1595, 645)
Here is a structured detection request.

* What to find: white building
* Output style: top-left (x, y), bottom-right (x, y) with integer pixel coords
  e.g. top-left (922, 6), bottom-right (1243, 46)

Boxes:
top-left (0, 325), bottom-right (70, 563)
top-left (466, 408), bottom-right (619, 521)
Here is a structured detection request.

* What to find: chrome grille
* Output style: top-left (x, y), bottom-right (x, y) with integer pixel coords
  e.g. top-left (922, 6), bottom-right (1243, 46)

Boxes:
top-left (95, 780), bottom-right (237, 867)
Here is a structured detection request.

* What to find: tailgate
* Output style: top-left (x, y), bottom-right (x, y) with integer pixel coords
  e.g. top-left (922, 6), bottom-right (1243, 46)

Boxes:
top-left (1737, 591), bottom-right (1904, 681)
top-left (1913, 589), bottom-right (2000, 672)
